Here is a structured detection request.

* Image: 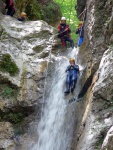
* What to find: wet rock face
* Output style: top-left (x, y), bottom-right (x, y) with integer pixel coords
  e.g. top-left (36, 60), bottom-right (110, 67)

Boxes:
top-left (102, 126), bottom-right (113, 150)
top-left (76, 48), bottom-right (113, 150)
top-left (0, 16), bottom-right (54, 110)
top-left (76, 0), bottom-right (87, 17)
top-left (74, 0), bottom-right (113, 150)
top-left (0, 15), bottom-right (58, 149)
top-left (0, 122), bottom-right (15, 149)
top-left (0, 0), bottom-right (5, 14)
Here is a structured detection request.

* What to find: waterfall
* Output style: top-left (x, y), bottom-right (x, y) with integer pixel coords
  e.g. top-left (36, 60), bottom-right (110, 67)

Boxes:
top-left (32, 48), bottom-right (80, 150)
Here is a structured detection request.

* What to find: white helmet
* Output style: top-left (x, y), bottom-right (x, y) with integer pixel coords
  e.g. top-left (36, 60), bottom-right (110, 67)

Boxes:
top-left (61, 17), bottom-right (66, 21)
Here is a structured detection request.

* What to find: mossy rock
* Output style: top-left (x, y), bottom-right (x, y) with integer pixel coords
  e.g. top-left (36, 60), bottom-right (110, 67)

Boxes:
top-left (0, 54), bottom-right (19, 76)
top-left (0, 75), bottom-right (19, 99)
top-left (0, 112), bottom-right (25, 124)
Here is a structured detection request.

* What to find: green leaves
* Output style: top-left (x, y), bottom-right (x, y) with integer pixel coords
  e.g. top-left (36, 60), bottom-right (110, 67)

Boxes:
top-left (1, 87), bottom-right (14, 98)
top-left (54, 0), bottom-right (79, 42)
top-left (1, 112), bottom-right (25, 124)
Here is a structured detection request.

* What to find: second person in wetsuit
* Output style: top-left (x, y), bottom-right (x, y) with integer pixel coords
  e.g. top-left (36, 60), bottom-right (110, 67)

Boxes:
top-left (18, 12), bottom-right (27, 21)
top-left (76, 21), bottom-right (84, 47)
top-left (58, 17), bottom-right (74, 49)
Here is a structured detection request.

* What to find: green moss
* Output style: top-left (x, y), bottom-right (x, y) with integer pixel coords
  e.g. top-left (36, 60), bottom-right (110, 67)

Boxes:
top-left (95, 132), bottom-right (105, 150)
top-left (14, 123), bottom-right (23, 135)
top-left (0, 76), bottom-right (19, 99)
top-left (1, 86), bottom-right (16, 98)
top-left (0, 54), bottom-right (19, 76)
top-left (0, 112), bottom-right (25, 124)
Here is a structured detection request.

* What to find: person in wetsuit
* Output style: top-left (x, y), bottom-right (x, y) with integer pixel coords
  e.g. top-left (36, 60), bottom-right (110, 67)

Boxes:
top-left (64, 58), bottom-right (79, 94)
top-left (58, 17), bottom-right (74, 49)
top-left (18, 12), bottom-right (27, 21)
top-left (76, 21), bottom-right (84, 47)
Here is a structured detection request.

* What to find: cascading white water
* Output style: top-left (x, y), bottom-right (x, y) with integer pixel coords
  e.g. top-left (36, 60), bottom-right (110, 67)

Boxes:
top-left (32, 48), bottom-right (79, 150)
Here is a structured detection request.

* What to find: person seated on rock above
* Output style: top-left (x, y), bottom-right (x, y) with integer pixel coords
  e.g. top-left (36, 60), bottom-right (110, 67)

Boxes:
top-left (4, 0), bottom-right (15, 17)
top-left (58, 17), bottom-right (74, 49)
top-left (64, 58), bottom-right (79, 94)
top-left (76, 21), bottom-right (84, 47)
top-left (18, 12), bottom-right (27, 21)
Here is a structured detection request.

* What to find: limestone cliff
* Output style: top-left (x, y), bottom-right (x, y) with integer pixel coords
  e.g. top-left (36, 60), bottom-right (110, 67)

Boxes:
top-left (0, 14), bottom-right (59, 149)
top-left (73, 0), bottom-right (113, 150)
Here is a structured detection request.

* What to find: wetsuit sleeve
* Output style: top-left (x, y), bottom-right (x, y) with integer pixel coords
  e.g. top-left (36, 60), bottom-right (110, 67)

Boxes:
top-left (66, 66), bottom-right (70, 72)
top-left (5, 0), bottom-right (10, 9)
top-left (74, 65), bottom-right (79, 73)
top-left (77, 65), bottom-right (80, 74)
top-left (76, 29), bottom-right (80, 34)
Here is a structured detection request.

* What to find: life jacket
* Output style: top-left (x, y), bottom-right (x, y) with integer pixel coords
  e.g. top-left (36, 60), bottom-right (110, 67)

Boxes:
top-left (58, 23), bottom-right (71, 38)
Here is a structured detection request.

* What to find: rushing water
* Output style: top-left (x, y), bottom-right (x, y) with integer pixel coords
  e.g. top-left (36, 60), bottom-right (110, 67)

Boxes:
top-left (32, 48), bottom-right (79, 150)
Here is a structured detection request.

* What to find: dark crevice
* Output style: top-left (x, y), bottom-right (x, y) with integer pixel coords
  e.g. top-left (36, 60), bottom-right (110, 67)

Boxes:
top-left (78, 62), bottom-right (99, 99)
top-left (78, 73), bottom-right (94, 99)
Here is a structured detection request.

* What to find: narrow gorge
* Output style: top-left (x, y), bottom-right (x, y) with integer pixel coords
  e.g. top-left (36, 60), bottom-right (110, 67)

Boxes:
top-left (0, 0), bottom-right (113, 150)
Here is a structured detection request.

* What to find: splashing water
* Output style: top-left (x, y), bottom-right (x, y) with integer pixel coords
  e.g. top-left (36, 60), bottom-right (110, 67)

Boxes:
top-left (32, 48), bottom-right (79, 150)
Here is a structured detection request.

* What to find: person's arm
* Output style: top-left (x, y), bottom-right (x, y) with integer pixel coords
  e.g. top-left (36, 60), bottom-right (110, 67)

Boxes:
top-left (76, 28), bottom-right (80, 34)
top-left (68, 26), bottom-right (71, 34)
top-left (66, 66), bottom-right (70, 72)
top-left (77, 65), bottom-right (80, 75)
top-left (74, 65), bottom-right (80, 74)
top-left (65, 25), bottom-right (71, 34)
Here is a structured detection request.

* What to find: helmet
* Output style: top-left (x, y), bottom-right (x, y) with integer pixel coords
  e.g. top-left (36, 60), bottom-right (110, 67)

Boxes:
top-left (69, 58), bottom-right (75, 63)
top-left (79, 21), bottom-right (83, 25)
top-left (20, 12), bottom-right (27, 17)
top-left (61, 17), bottom-right (66, 21)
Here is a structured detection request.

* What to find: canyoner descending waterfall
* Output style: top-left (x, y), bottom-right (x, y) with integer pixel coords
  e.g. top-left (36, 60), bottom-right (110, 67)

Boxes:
top-left (31, 48), bottom-right (80, 150)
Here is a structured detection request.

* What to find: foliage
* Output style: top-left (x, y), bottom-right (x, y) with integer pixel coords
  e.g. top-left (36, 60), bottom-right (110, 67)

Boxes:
top-left (15, 0), bottom-right (61, 25)
top-left (0, 76), bottom-right (19, 99)
top-left (0, 54), bottom-right (19, 76)
top-left (0, 84), bottom-right (18, 99)
top-left (54, 0), bottom-right (79, 43)
top-left (2, 86), bottom-right (14, 98)
top-left (0, 112), bottom-right (25, 124)
top-left (95, 132), bottom-right (105, 150)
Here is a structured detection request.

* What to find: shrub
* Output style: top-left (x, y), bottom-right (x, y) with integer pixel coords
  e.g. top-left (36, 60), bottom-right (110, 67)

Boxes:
top-left (1, 112), bottom-right (25, 124)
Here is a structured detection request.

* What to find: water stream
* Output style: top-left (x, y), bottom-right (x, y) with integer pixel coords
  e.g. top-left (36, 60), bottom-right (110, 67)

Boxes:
top-left (32, 48), bottom-right (80, 150)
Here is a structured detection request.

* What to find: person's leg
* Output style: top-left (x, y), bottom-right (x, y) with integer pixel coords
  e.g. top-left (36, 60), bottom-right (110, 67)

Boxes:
top-left (65, 37), bottom-right (74, 48)
top-left (71, 73), bottom-right (77, 92)
top-left (61, 37), bottom-right (67, 47)
top-left (78, 37), bottom-right (84, 47)
top-left (6, 9), bottom-right (10, 15)
top-left (64, 76), bottom-right (71, 93)
top-left (10, 9), bottom-right (15, 17)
